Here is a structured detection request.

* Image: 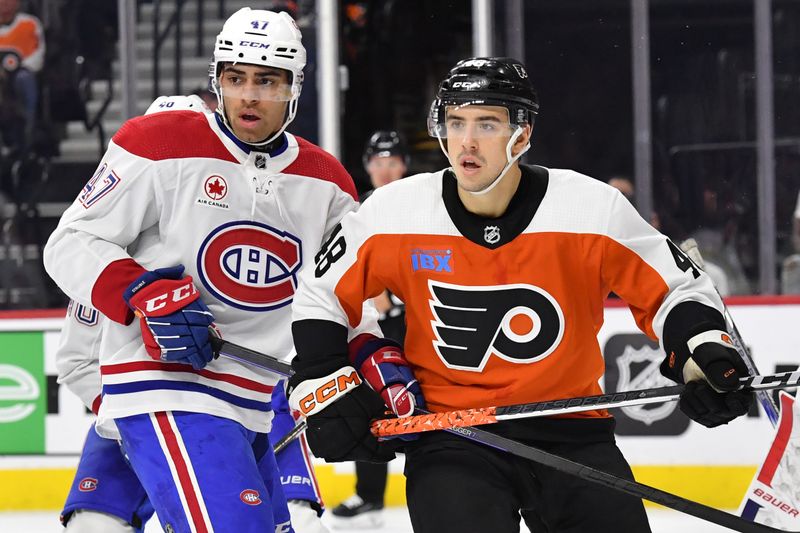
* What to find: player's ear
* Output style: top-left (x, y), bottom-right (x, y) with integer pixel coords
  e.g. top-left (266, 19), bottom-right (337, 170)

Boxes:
top-left (517, 124), bottom-right (533, 146)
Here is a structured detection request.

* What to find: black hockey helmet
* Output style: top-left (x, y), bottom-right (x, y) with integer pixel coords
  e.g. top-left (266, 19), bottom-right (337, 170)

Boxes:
top-left (362, 130), bottom-right (410, 169)
top-left (428, 57), bottom-right (539, 138)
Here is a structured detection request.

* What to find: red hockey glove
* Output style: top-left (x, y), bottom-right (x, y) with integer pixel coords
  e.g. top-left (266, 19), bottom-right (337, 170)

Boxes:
top-left (348, 334), bottom-right (425, 418)
top-left (123, 265), bottom-right (215, 369)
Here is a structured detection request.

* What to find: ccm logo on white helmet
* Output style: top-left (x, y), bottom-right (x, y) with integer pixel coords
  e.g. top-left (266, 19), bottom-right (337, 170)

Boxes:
top-left (239, 40), bottom-right (269, 49)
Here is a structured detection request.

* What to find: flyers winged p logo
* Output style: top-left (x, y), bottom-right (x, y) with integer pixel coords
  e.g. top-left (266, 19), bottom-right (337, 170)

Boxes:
top-left (428, 280), bottom-right (565, 372)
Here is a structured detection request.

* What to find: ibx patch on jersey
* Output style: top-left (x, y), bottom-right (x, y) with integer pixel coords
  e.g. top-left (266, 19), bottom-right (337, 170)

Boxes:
top-left (79, 163), bottom-right (121, 208)
top-left (196, 174), bottom-right (230, 210)
top-left (429, 280), bottom-right (565, 372)
top-left (197, 220), bottom-right (302, 312)
top-left (411, 248), bottom-right (453, 274)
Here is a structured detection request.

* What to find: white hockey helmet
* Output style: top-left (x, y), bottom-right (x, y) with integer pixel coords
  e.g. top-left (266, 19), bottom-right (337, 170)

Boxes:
top-left (210, 8), bottom-right (306, 146)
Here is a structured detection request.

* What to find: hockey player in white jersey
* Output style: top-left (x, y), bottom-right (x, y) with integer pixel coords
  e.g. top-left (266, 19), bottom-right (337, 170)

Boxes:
top-left (44, 8), bottom-right (379, 532)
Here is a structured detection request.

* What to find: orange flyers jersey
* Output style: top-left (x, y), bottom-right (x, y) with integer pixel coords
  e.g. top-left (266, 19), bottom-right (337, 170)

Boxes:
top-left (292, 165), bottom-right (724, 414)
top-left (0, 14), bottom-right (45, 71)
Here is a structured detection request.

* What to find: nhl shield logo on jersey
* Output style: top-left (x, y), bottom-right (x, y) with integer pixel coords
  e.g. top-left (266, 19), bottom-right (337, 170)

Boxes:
top-left (429, 280), bottom-right (564, 371)
top-left (484, 226), bottom-right (501, 244)
top-left (197, 221), bottom-right (302, 311)
top-left (79, 163), bottom-right (121, 208)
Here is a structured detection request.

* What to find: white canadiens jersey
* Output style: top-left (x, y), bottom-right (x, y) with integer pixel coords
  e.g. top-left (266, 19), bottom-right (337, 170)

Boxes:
top-left (44, 105), bottom-right (379, 437)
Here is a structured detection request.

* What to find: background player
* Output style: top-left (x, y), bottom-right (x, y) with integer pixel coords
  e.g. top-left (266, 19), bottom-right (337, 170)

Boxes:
top-left (285, 57), bottom-right (753, 533)
top-left (57, 303), bottom-right (327, 533)
top-left (44, 8), bottom-right (379, 532)
top-left (330, 130), bottom-right (409, 528)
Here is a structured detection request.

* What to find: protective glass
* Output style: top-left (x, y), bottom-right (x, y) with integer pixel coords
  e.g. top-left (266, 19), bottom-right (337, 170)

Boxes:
top-left (428, 103), bottom-right (515, 139)
top-left (218, 72), bottom-right (294, 102)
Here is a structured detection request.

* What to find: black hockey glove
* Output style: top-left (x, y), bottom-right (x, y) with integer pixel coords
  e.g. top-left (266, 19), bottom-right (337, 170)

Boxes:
top-left (663, 329), bottom-right (752, 428)
top-left (287, 362), bottom-right (397, 463)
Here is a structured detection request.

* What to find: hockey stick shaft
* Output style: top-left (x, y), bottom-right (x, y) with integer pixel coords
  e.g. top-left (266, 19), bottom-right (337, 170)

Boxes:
top-left (207, 334), bottom-right (309, 453)
top-left (274, 420), bottom-right (308, 454)
top-left (439, 417), bottom-right (795, 533)
top-left (679, 238), bottom-right (781, 425)
top-left (371, 371), bottom-right (800, 437)
top-left (209, 334), bottom-right (295, 377)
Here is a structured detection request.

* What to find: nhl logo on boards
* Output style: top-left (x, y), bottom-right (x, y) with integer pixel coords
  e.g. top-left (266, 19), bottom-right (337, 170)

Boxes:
top-left (484, 226), bottom-right (501, 244)
top-left (240, 489), bottom-right (262, 505)
top-left (615, 344), bottom-right (677, 425)
top-left (78, 477), bottom-right (98, 492)
top-left (603, 333), bottom-right (690, 435)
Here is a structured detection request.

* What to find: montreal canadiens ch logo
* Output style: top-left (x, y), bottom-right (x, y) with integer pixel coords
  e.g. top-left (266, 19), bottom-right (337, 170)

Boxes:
top-left (197, 221), bottom-right (302, 312)
top-left (429, 280), bottom-right (565, 372)
top-left (78, 477), bottom-right (98, 492)
top-left (240, 489), bottom-right (262, 505)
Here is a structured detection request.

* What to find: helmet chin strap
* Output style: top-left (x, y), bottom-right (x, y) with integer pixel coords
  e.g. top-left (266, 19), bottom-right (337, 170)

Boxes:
top-left (436, 127), bottom-right (530, 196)
top-left (216, 98), bottom-right (298, 148)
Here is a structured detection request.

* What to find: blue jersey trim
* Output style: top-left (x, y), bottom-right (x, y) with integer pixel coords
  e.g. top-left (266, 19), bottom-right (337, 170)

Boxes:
top-left (103, 380), bottom-right (271, 411)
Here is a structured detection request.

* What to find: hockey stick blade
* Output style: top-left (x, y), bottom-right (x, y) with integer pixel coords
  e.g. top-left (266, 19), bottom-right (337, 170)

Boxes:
top-left (441, 419), bottom-right (797, 533)
top-left (372, 371), bottom-right (800, 438)
top-left (209, 334), bottom-right (294, 377)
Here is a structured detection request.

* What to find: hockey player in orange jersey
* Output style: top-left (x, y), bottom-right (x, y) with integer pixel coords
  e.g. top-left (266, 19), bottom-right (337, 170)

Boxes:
top-left (286, 57), bottom-right (753, 533)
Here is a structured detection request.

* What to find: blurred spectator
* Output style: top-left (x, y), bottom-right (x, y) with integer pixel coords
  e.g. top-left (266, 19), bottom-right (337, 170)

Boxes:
top-left (0, 0), bottom-right (45, 151)
top-left (606, 175), bottom-right (663, 230)
top-left (781, 191), bottom-right (800, 294)
top-left (608, 176), bottom-right (634, 202)
top-left (608, 175), bottom-right (740, 295)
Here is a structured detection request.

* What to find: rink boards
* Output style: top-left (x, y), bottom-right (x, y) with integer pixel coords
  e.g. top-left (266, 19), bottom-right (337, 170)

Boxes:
top-left (0, 299), bottom-right (797, 510)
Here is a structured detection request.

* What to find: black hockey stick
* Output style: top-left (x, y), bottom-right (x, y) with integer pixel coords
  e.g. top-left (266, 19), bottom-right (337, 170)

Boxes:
top-left (274, 420), bottom-right (308, 453)
top-left (208, 336), bottom-right (799, 530)
top-left (209, 333), bottom-right (294, 377)
top-left (432, 413), bottom-right (798, 533)
top-left (208, 335), bottom-right (307, 453)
